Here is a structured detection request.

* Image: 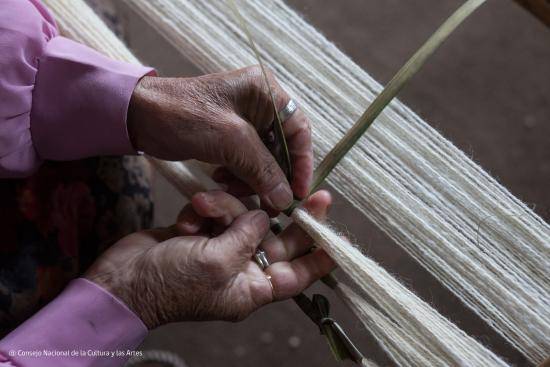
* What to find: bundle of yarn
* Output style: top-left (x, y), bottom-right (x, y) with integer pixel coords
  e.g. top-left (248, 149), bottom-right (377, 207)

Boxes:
top-left (44, 0), bottom-right (549, 365)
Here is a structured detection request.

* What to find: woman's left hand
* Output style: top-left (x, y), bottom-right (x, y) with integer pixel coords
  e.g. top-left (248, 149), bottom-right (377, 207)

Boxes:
top-left (84, 190), bottom-right (335, 329)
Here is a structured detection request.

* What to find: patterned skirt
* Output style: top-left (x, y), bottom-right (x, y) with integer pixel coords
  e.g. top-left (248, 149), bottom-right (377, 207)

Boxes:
top-left (0, 156), bottom-right (153, 336)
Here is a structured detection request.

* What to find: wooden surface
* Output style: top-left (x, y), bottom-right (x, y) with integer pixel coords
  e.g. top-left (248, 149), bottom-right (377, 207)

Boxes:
top-left (515, 0), bottom-right (550, 27)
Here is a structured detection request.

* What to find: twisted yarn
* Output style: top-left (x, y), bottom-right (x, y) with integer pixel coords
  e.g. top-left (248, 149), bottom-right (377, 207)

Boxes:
top-left (118, 0), bottom-right (550, 362)
top-left (43, 0), bottom-right (549, 364)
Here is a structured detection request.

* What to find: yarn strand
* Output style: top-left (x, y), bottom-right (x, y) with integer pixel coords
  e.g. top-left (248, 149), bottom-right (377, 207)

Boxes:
top-left (44, 0), bottom-right (550, 364)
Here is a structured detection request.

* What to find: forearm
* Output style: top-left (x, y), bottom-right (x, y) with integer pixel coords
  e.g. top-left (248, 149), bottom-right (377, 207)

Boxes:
top-left (0, 0), bottom-right (154, 178)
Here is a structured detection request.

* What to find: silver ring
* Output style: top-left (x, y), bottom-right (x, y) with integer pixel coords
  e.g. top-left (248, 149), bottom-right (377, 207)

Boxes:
top-left (278, 99), bottom-right (297, 123)
top-left (254, 249), bottom-right (270, 270)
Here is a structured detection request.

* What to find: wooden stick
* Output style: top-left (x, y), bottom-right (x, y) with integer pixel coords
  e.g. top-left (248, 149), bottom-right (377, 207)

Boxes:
top-left (514, 0), bottom-right (550, 27)
top-left (538, 356), bottom-right (550, 367)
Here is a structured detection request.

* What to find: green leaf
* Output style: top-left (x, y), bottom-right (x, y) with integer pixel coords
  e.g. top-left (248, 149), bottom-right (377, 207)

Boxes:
top-left (311, 0), bottom-right (487, 191)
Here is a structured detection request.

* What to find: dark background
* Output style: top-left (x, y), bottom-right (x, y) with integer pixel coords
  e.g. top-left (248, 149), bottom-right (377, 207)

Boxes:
top-left (89, 1), bottom-right (549, 366)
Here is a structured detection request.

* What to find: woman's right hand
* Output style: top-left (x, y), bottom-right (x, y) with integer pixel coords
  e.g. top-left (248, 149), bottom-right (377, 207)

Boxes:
top-left (84, 190), bottom-right (335, 329)
top-left (127, 66), bottom-right (314, 212)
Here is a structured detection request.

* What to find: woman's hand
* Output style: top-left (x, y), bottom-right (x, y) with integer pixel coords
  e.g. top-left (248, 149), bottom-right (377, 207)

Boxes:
top-left (84, 190), bottom-right (335, 329)
top-left (127, 66), bottom-right (313, 211)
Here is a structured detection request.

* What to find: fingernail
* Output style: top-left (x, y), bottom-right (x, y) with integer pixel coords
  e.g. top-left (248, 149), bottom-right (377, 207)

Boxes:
top-left (251, 210), bottom-right (269, 232)
top-left (201, 192), bottom-right (215, 204)
top-left (266, 183), bottom-right (292, 210)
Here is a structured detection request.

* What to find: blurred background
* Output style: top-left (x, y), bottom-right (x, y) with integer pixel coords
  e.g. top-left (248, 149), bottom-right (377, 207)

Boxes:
top-left (87, 1), bottom-right (549, 366)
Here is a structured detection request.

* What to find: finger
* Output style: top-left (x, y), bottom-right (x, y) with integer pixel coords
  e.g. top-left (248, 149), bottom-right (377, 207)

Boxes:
top-left (259, 200), bottom-right (281, 218)
top-left (303, 190), bottom-right (332, 219)
top-left (282, 108), bottom-right (314, 199)
top-left (212, 168), bottom-right (255, 197)
top-left (191, 191), bottom-right (248, 226)
top-left (174, 203), bottom-right (207, 235)
top-left (136, 227), bottom-right (180, 244)
top-left (265, 249), bottom-right (336, 300)
top-left (245, 70), bottom-right (273, 137)
top-left (262, 190), bottom-right (332, 262)
top-left (223, 114), bottom-right (293, 211)
top-left (262, 69), bottom-right (313, 199)
top-left (212, 210), bottom-right (270, 261)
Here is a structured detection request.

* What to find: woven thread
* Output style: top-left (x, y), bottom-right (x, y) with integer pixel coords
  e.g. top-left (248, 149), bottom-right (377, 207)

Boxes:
top-left (43, 0), bottom-right (549, 364)
top-left (117, 1), bottom-right (549, 362)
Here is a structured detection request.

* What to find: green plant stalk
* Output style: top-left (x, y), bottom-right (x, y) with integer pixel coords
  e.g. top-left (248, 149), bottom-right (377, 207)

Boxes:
top-left (310, 0), bottom-right (487, 192)
top-left (228, 0), bottom-right (487, 363)
top-left (228, 1), bottom-right (360, 362)
top-left (227, 0), bottom-right (292, 180)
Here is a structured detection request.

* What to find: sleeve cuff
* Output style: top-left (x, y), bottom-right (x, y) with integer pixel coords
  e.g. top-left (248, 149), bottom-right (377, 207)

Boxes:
top-left (0, 278), bottom-right (148, 367)
top-left (31, 36), bottom-right (155, 160)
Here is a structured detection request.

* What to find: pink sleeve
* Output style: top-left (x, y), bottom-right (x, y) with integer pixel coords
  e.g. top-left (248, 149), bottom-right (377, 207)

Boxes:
top-left (0, 278), bottom-right (148, 367)
top-left (0, 0), bottom-right (154, 178)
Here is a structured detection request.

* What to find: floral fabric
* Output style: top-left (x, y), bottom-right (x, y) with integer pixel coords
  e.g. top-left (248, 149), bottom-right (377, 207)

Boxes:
top-left (0, 156), bottom-right (153, 336)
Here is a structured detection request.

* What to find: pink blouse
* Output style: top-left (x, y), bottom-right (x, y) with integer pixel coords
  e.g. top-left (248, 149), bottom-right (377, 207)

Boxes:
top-left (0, 0), bottom-right (152, 365)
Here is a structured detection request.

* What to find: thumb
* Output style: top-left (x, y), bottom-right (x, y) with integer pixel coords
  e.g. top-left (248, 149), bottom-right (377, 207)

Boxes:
top-left (224, 115), bottom-right (293, 211)
top-left (213, 209), bottom-right (270, 261)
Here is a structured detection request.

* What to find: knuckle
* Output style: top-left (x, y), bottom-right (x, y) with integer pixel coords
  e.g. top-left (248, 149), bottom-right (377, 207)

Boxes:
top-left (232, 150), bottom-right (279, 192)
top-left (244, 65), bottom-right (274, 91)
top-left (230, 228), bottom-right (255, 257)
top-left (295, 117), bottom-right (311, 135)
top-left (233, 118), bottom-right (253, 137)
top-left (243, 64), bottom-right (262, 81)
top-left (259, 157), bottom-right (280, 189)
top-left (262, 65), bottom-right (274, 79)
top-left (221, 122), bottom-right (252, 163)
top-left (242, 65), bottom-right (288, 112)
top-left (245, 64), bottom-right (261, 73)
top-left (224, 117), bottom-right (252, 139)
top-left (194, 253), bottom-right (230, 285)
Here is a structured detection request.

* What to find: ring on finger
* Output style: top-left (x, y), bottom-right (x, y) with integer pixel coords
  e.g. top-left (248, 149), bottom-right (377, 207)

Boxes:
top-left (265, 274), bottom-right (276, 299)
top-left (278, 99), bottom-right (297, 123)
top-left (253, 249), bottom-right (270, 270)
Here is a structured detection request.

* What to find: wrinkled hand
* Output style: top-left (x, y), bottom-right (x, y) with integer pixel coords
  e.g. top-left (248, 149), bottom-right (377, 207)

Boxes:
top-left (127, 66), bottom-right (313, 211)
top-left (84, 190), bottom-right (335, 329)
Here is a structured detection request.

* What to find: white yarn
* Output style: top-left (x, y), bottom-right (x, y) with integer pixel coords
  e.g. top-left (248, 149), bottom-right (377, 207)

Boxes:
top-left (336, 284), bottom-right (445, 367)
top-left (131, 162), bottom-right (514, 366)
top-left (115, 0), bottom-right (550, 362)
top-left (147, 157), bottom-right (507, 366)
top-left (292, 209), bottom-right (509, 367)
top-left (43, 0), bottom-right (550, 364)
top-left (144, 160), bottom-right (473, 366)
top-left (361, 358), bottom-right (380, 367)
top-left (148, 158), bottom-right (219, 198)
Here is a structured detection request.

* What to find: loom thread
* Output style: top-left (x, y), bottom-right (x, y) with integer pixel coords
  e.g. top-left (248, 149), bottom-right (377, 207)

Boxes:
top-left (43, 0), bottom-right (550, 364)
top-left (117, 0), bottom-right (550, 362)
